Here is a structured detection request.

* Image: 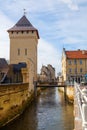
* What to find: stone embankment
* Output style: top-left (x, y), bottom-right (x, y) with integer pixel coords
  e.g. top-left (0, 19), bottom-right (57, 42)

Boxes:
top-left (0, 83), bottom-right (34, 127)
top-left (58, 86), bottom-right (74, 103)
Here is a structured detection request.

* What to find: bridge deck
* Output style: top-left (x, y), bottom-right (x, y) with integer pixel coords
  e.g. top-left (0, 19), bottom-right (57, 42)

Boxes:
top-left (37, 84), bottom-right (66, 88)
top-left (35, 82), bottom-right (67, 100)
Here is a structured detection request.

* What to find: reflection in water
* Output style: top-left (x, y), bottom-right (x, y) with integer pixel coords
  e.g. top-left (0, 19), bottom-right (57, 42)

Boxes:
top-left (2, 88), bottom-right (74, 130)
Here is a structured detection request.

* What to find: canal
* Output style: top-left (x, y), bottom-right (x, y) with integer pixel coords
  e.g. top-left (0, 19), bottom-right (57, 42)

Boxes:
top-left (2, 88), bottom-right (74, 130)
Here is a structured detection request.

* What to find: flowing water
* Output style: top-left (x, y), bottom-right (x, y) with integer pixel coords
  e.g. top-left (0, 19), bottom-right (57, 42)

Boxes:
top-left (2, 88), bottom-right (74, 130)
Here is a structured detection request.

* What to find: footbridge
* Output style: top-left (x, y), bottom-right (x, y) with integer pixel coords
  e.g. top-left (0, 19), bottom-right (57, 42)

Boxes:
top-left (74, 82), bottom-right (87, 130)
top-left (37, 81), bottom-right (66, 87)
top-left (34, 81), bottom-right (67, 99)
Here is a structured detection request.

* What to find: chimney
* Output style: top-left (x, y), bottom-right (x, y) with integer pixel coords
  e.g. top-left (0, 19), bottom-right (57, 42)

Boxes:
top-left (82, 50), bottom-right (85, 54)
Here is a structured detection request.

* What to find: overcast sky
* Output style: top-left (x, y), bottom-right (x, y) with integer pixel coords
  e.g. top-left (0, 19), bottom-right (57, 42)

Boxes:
top-left (0, 0), bottom-right (87, 75)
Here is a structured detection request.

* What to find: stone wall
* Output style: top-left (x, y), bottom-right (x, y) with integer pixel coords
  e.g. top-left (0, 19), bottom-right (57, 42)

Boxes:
top-left (58, 86), bottom-right (74, 103)
top-left (0, 83), bottom-right (32, 127)
top-left (66, 86), bottom-right (74, 103)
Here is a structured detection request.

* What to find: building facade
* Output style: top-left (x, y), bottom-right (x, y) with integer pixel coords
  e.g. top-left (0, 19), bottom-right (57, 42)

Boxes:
top-left (62, 48), bottom-right (87, 83)
top-left (47, 64), bottom-right (55, 82)
top-left (38, 64), bottom-right (55, 83)
top-left (7, 15), bottom-right (39, 91)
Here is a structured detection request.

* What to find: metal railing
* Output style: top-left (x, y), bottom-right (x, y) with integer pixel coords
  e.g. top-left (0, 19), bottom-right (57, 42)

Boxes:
top-left (74, 82), bottom-right (87, 130)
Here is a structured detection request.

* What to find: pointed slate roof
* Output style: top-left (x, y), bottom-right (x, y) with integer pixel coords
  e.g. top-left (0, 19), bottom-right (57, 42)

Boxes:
top-left (8, 15), bottom-right (39, 39)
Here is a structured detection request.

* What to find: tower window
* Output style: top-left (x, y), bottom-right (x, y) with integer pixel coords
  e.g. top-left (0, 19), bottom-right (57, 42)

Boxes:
top-left (32, 31), bottom-right (34, 33)
top-left (25, 48), bottom-right (27, 55)
top-left (18, 49), bottom-right (20, 55)
top-left (26, 31), bottom-right (29, 34)
top-left (22, 31), bottom-right (24, 34)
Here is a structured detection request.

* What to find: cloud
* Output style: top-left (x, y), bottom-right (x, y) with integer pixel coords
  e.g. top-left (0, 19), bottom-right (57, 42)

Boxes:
top-left (61, 0), bottom-right (79, 11)
top-left (0, 9), bottom-right (62, 74)
top-left (69, 3), bottom-right (79, 11)
top-left (38, 38), bottom-right (61, 75)
top-left (0, 0), bottom-right (87, 74)
top-left (62, 37), bottom-right (84, 44)
top-left (0, 11), bottom-right (14, 59)
top-left (0, 0), bottom-right (58, 15)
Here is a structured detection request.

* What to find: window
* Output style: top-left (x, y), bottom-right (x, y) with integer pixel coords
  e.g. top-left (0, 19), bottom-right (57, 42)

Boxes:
top-left (80, 68), bottom-right (82, 73)
top-left (75, 68), bottom-right (77, 73)
top-left (74, 59), bottom-right (77, 64)
top-left (69, 68), bottom-right (72, 73)
top-left (25, 48), bottom-right (27, 55)
top-left (26, 31), bottom-right (29, 34)
top-left (18, 49), bottom-right (20, 55)
top-left (80, 60), bottom-right (82, 65)
top-left (68, 60), bottom-right (71, 65)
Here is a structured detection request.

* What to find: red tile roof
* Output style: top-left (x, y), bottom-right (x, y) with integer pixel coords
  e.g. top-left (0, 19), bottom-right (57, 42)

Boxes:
top-left (65, 50), bottom-right (87, 59)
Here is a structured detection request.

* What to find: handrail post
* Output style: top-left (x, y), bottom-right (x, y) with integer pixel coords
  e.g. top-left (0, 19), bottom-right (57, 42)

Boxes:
top-left (82, 88), bottom-right (87, 130)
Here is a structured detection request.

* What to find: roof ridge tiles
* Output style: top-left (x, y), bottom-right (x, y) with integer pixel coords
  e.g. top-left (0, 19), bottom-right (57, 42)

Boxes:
top-left (65, 50), bottom-right (87, 59)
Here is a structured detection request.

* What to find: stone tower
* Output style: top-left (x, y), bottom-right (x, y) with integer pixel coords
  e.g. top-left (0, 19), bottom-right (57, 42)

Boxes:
top-left (7, 15), bottom-right (39, 91)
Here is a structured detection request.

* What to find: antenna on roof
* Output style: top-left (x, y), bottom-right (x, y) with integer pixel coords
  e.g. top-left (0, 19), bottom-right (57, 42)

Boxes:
top-left (23, 9), bottom-right (27, 16)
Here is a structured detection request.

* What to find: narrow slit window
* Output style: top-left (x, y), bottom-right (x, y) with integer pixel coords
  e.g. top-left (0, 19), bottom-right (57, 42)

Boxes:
top-left (18, 49), bottom-right (20, 55)
top-left (25, 48), bottom-right (27, 55)
top-left (32, 30), bottom-right (34, 33)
